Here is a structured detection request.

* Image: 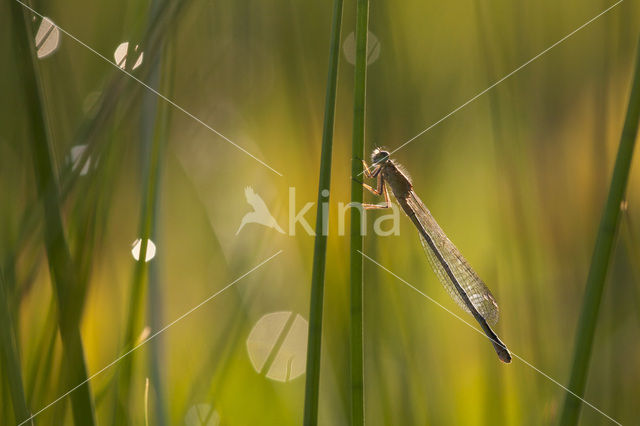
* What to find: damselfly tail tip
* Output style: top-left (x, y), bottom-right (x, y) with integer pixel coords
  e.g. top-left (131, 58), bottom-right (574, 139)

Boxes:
top-left (490, 338), bottom-right (512, 363)
top-left (497, 345), bottom-right (512, 363)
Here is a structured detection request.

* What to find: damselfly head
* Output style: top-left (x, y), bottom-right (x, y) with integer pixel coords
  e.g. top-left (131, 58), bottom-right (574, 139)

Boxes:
top-left (371, 148), bottom-right (390, 165)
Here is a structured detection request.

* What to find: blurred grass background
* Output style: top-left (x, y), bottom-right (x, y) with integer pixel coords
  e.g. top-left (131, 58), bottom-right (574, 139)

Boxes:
top-left (1, 0), bottom-right (640, 424)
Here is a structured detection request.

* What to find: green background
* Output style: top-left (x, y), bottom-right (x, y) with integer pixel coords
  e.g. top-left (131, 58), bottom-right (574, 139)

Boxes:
top-left (1, 0), bottom-right (639, 424)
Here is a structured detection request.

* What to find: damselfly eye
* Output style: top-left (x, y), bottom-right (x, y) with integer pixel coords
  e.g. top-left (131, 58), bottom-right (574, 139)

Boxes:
top-left (371, 149), bottom-right (390, 164)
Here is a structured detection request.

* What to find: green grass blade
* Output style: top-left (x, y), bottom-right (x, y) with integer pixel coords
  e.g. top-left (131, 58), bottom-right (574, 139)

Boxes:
top-left (302, 0), bottom-right (344, 424)
top-left (0, 271), bottom-right (30, 424)
top-left (25, 299), bottom-right (57, 406)
top-left (9, 4), bottom-right (96, 425)
top-left (350, 1), bottom-right (369, 425)
top-left (117, 9), bottom-right (173, 424)
top-left (144, 25), bottom-right (175, 426)
top-left (558, 37), bottom-right (640, 426)
top-left (9, 0), bottom-right (192, 285)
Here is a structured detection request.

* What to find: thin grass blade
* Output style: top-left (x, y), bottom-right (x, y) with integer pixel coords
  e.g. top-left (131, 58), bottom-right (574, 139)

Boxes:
top-left (0, 271), bottom-right (30, 424)
top-left (558, 37), bottom-right (640, 426)
top-left (9, 3), bottom-right (96, 424)
top-left (303, 0), bottom-right (344, 424)
top-left (349, 1), bottom-right (369, 424)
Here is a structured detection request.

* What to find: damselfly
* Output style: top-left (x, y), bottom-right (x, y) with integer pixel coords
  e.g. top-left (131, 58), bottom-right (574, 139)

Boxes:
top-left (361, 148), bottom-right (511, 363)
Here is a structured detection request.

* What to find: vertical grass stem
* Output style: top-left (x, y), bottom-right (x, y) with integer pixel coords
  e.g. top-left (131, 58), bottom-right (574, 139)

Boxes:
top-left (302, 0), bottom-right (344, 424)
top-left (350, 1), bottom-right (369, 425)
top-left (558, 37), bottom-right (640, 426)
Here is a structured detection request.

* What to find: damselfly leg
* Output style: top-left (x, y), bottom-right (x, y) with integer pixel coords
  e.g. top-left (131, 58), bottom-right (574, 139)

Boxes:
top-left (362, 159), bottom-right (381, 178)
top-left (361, 161), bottom-right (391, 210)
